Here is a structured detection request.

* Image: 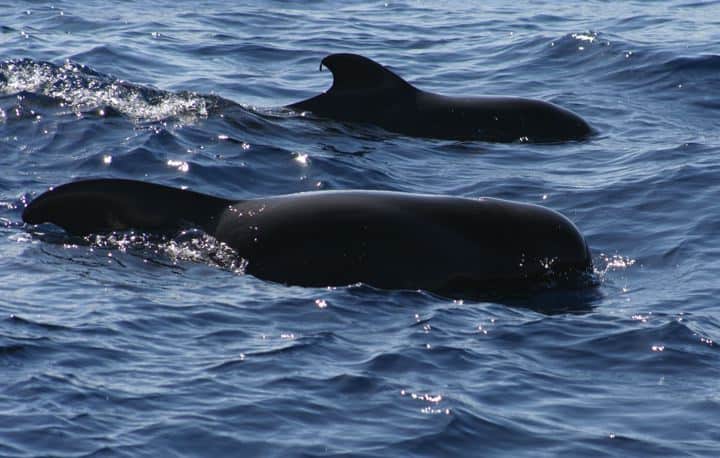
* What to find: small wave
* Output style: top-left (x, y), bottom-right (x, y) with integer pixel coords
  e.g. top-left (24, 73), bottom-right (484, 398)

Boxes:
top-left (605, 50), bottom-right (720, 94)
top-left (544, 31), bottom-right (613, 62)
top-left (569, 318), bottom-right (720, 374)
top-left (663, 54), bottom-right (720, 74)
top-left (0, 58), bottom-right (222, 123)
top-left (4, 313), bottom-right (71, 332)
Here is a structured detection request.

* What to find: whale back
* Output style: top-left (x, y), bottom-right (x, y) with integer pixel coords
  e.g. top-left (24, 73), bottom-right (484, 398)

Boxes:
top-left (212, 191), bottom-right (592, 292)
top-left (22, 180), bottom-right (593, 297)
top-left (22, 179), bottom-right (233, 235)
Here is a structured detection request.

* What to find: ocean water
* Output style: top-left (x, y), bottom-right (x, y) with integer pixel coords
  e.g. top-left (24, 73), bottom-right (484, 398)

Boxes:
top-left (1, 0), bottom-right (720, 456)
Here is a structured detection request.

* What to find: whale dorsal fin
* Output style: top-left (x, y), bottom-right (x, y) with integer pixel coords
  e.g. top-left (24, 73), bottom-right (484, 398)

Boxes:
top-left (321, 53), bottom-right (416, 94)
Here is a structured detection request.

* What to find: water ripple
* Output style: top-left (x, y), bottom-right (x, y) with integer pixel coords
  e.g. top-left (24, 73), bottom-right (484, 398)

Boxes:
top-left (2, 1), bottom-right (720, 456)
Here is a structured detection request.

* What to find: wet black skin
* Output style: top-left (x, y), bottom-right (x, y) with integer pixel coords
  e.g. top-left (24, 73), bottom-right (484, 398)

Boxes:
top-left (288, 53), bottom-right (592, 142)
top-left (22, 179), bottom-right (593, 297)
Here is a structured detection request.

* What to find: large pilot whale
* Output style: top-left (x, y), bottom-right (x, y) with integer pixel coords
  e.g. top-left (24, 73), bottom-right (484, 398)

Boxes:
top-left (22, 179), bottom-right (593, 297)
top-left (288, 53), bottom-right (592, 142)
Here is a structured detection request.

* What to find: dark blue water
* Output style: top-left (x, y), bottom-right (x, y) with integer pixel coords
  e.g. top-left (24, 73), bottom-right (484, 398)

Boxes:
top-left (2, 1), bottom-right (720, 456)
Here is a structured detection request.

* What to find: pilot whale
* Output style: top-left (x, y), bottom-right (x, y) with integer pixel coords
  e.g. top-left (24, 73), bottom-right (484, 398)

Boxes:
top-left (22, 179), bottom-right (593, 297)
top-left (288, 53), bottom-right (592, 142)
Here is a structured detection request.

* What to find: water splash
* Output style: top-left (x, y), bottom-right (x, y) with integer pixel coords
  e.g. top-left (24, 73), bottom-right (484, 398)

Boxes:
top-left (0, 59), bottom-right (217, 123)
top-left (85, 229), bottom-right (247, 274)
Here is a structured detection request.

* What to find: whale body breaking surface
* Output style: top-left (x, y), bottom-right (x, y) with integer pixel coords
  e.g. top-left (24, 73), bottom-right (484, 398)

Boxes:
top-left (289, 53), bottom-right (592, 142)
top-left (23, 179), bottom-right (593, 298)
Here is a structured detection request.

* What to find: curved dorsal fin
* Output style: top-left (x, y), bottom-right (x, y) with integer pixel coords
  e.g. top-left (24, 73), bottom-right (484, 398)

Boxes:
top-left (320, 53), bottom-right (416, 94)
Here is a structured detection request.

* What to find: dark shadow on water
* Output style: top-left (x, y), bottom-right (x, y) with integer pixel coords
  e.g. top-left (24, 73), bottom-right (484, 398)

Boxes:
top-left (330, 278), bottom-right (602, 316)
top-left (490, 285), bottom-right (603, 315)
top-left (414, 276), bottom-right (602, 315)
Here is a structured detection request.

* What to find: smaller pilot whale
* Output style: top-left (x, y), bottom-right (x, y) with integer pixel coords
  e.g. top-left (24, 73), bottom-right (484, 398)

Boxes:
top-left (22, 179), bottom-right (593, 297)
top-left (288, 53), bottom-right (592, 142)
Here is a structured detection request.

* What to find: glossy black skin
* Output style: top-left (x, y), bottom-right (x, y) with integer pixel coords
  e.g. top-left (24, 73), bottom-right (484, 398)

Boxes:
top-left (288, 53), bottom-right (592, 142)
top-left (22, 179), bottom-right (592, 297)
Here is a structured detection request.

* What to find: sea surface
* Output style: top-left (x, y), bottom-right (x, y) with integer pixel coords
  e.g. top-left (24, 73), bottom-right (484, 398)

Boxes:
top-left (1, 1), bottom-right (719, 456)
